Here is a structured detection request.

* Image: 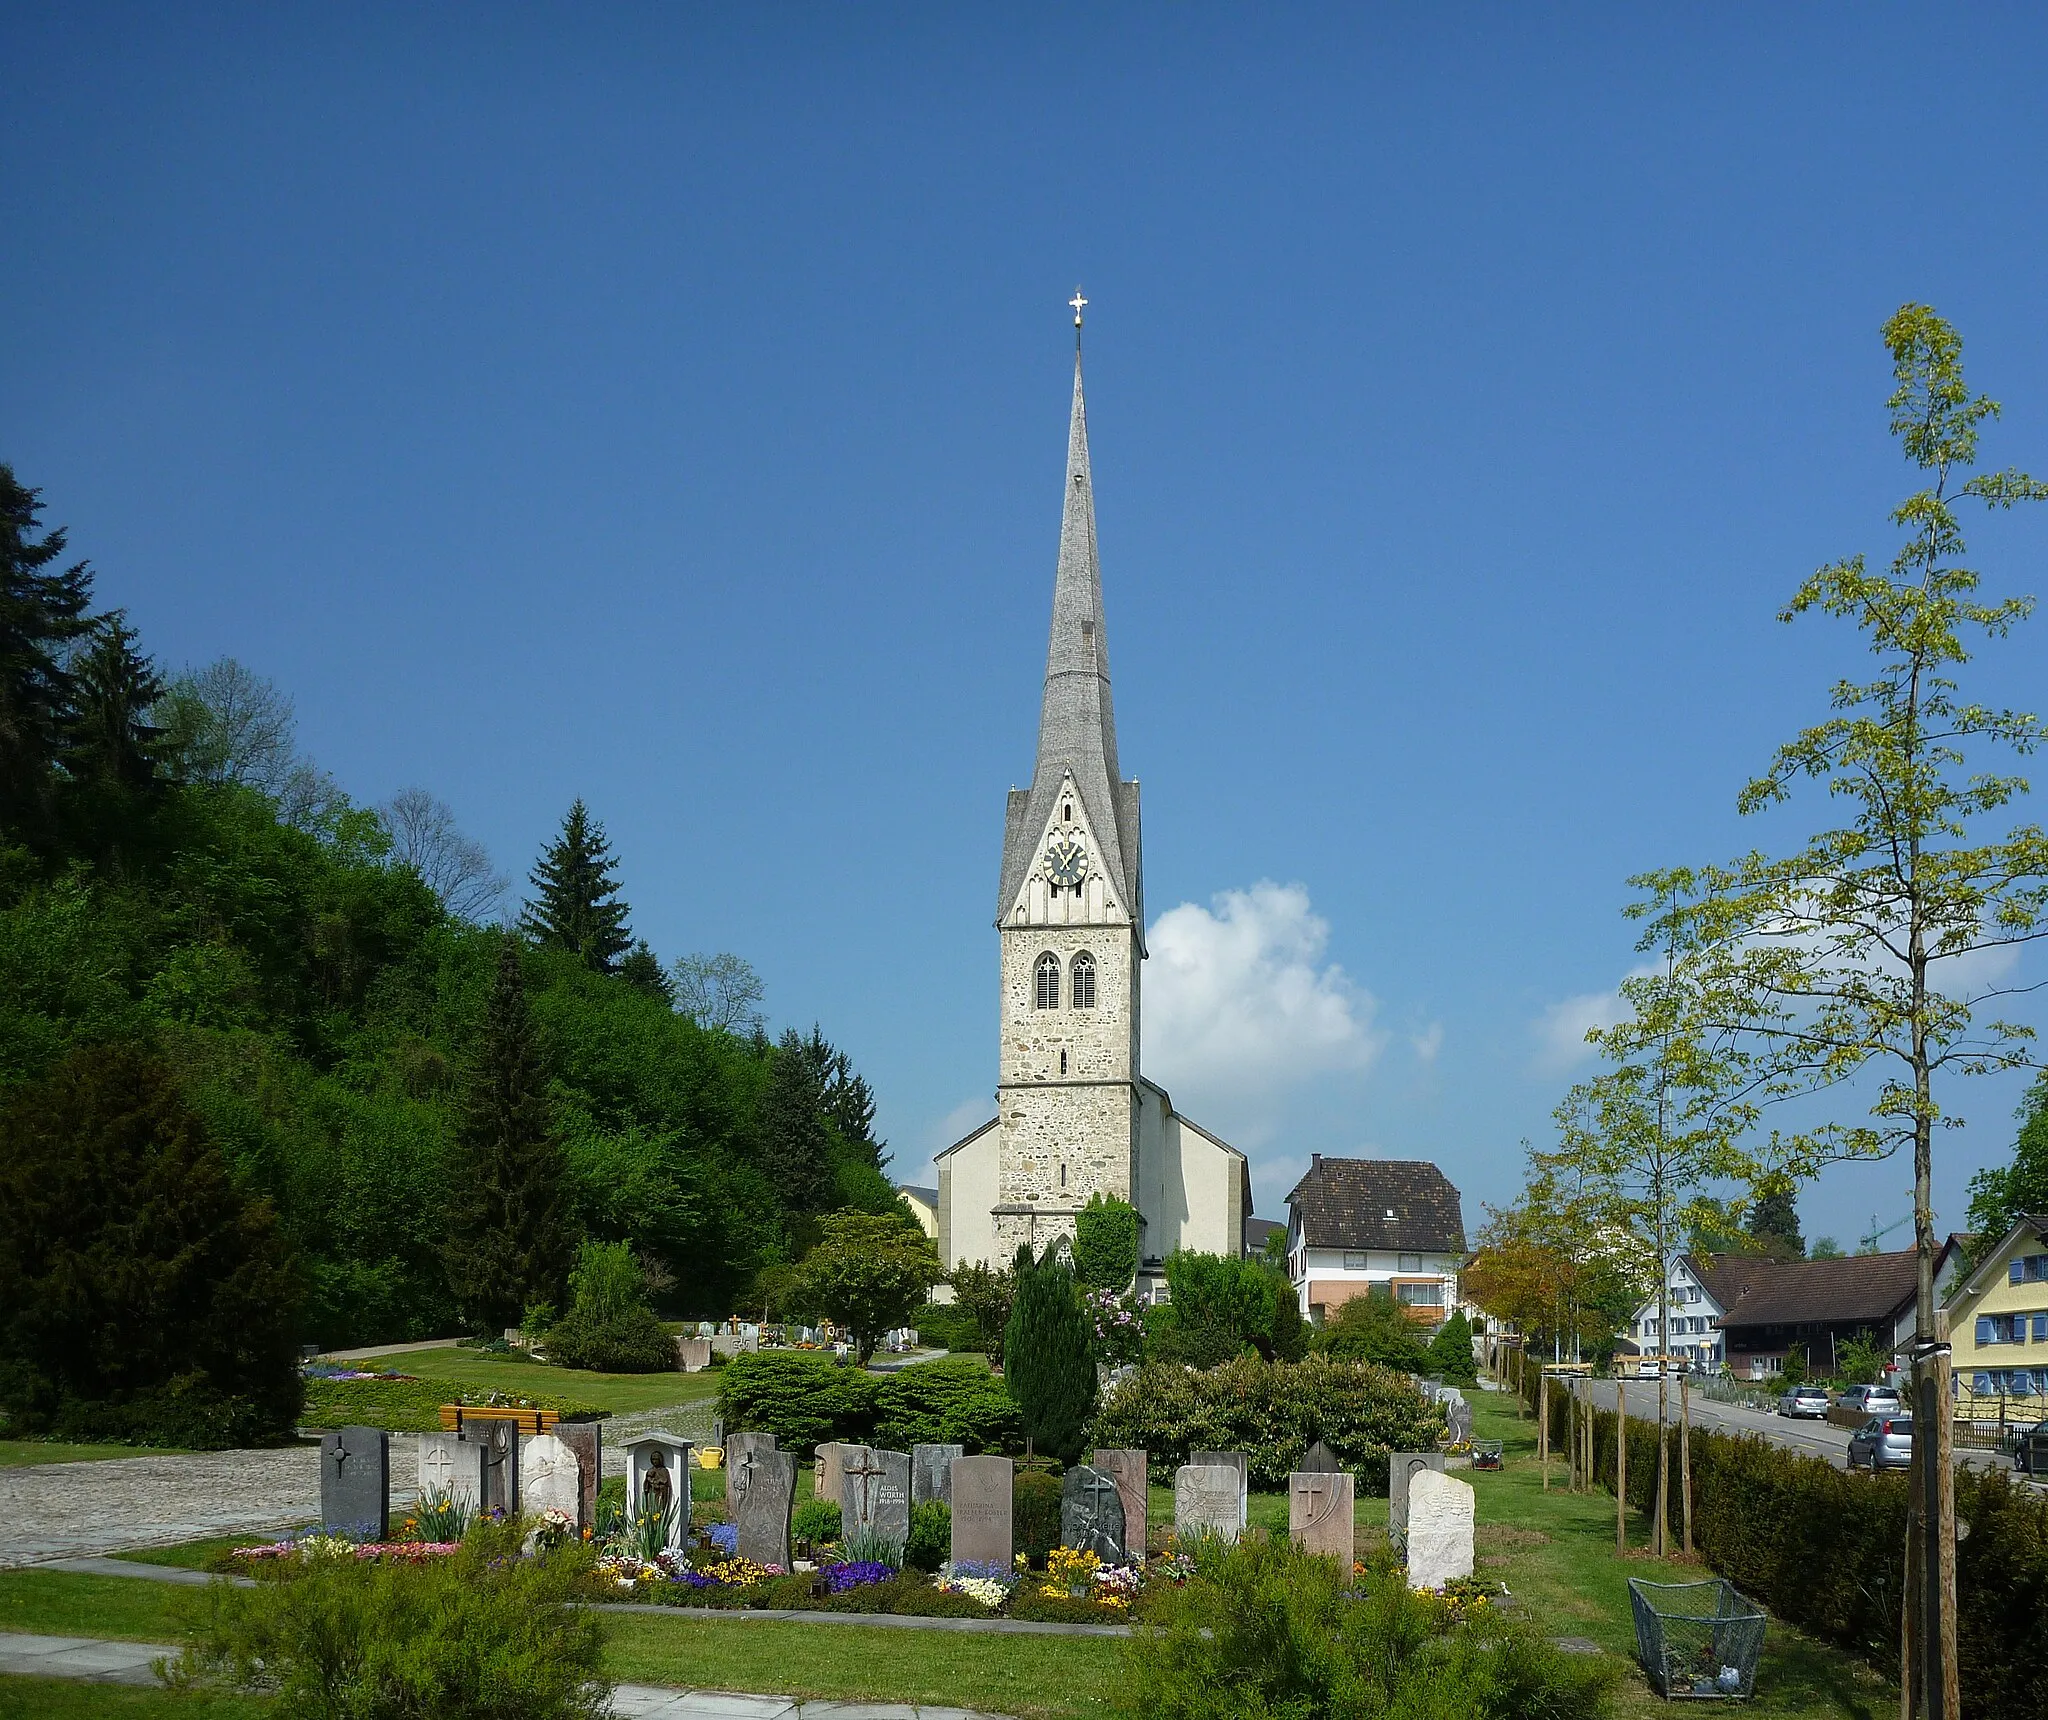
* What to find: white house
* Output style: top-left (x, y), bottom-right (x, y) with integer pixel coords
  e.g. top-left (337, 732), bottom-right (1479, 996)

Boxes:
top-left (1625, 1253), bottom-right (1726, 1372)
top-left (1285, 1157), bottom-right (1466, 1325)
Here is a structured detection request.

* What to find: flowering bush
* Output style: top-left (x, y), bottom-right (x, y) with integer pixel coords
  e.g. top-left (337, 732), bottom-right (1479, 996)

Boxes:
top-left (937, 1574), bottom-right (1010, 1609)
top-left (825, 1560), bottom-right (894, 1592)
top-left (703, 1522), bottom-right (739, 1556)
top-left (1041, 1545), bottom-right (1103, 1597)
top-left (1084, 1288), bottom-right (1148, 1367)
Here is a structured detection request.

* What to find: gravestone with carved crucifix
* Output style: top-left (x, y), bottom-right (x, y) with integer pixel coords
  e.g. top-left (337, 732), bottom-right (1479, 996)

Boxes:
top-left (415, 1432), bottom-right (487, 1517)
top-left (1060, 1464), bottom-right (1126, 1563)
top-left (320, 1426), bottom-right (389, 1539)
top-left (731, 1442), bottom-right (796, 1570)
top-left (1290, 1468), bottom-right (1354, 1566)
top-left (726, 1431), bottom-right (777, 1513)
top-left (553, 1420), bottom-right (601, 1530)
top-left (912, 1443), bottom-right (964, 1506)
top-left (842, 1446), bottom-right (911, 1547)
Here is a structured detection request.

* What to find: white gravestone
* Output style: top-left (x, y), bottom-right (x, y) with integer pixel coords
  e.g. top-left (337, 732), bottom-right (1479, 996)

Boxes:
top-left (1190, 1449), bottom-right (1249, 1527)
top-left (1388, 1450), bottom-right (1446, 1543)
top-left (625, 1433), bottom-right (693, 1553)
top-left (1174, 1464), bottom-right (1242, 1543)
top-left (520, 1432), bottom-right (582, 1525)
top-left (415, 1432), bottom-right (488, 1515)
top-left (1404, 1469), bottom-right (1475, 1590)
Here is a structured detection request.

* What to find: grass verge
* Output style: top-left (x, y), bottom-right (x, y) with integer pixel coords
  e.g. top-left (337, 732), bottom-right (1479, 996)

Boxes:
top-left (0, 1678), bottom-right (265, 1719)
top-left (302, 1345), bottom-right (720, 1430)
top-left (0, 1571), bottom-right (198, 1642)
top-left (0, 1442), bottom-right (187, 1469)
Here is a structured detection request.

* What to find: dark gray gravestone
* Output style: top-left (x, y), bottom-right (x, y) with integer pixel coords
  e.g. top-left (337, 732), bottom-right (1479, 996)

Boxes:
top-left (1447, 1400), bottom-right (1475, 1445)
top-left (731, 1444), bottom-right (796, 1570)
top-left (320, 1426), bottom-right (389, 1539)
top-left (478, 1420), bottom-right (520, 1516)
top-left (1061, 1465), bottom-right (1126, 1563)
top-left (1300, 1440), bottom-right (1343, 1474)
top-left (842, 1447), bottom-right (911, 1546)
top-left (912, 1442), bottom-right (964, 1506)
top-left (726, 1431), bottom-right (777, 1514)
top-left (949, 1456), bottom-right (1012, 1567)
top-left (1388, 1450), bottom-right (1446, 1542)
top-left (1191, 1449), bottom-right (1248, 1526)
top-left (1091, 1448), bottom-right (1147, 1560)
top-left (553, 1421), bottom-right (602, 1531)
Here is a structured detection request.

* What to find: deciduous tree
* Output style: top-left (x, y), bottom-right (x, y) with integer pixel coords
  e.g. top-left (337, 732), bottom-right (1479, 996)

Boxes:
top-left (788, 1210), bottom-right (940, 1362)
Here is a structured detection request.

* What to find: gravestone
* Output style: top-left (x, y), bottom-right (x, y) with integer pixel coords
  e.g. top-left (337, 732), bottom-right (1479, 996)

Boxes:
top-left (478, 1420), bottom-right (520, 1516)
top-left (949, 1455), bottom-right (1013, 1567)
top-left (1174, 1464), bottom-right (1242, 1543)
top-left (520, 1432), bottom-right (582, 1525)
top-left (1299, 1440), bottom-right (1343, 1474)
top-left (912, 1442), bottom-right (964, 1506)
top-left (415, 1431), bottom-right (488, 1516)
top-left (731, 1444), bottom-right (796, 1570)
top-left (1290, 1469), bottom-right (1355, 1566)
top-left (1061, 1465), bottom-right (1127, 1563)
top-left (1191, 1449), bottom-right (1249, 1526)
top-left (814, 1441), bottom-right (865, 1518)
top-left (625, 1433), bottom-right (693, 1552)
top-left (553, 1420), bottom-right (602, 1530)
top-left (676, 1337), bottom-right (712, 1373)
top-left (842, 1447), bottom-right (911, 1547)
top-left (1091, 1448), bottom-right (1147, 1560)
top-left (1405, 1469), bottom-right (1476, 1589)
top-left (1388, 1450), bottom-right (1446, 1543)
top-left (725, 1431), bottom-right (777, 1513)
top-left (1446, 1399), bottom-right (1475, 1446)
top-left (320, 1426), bottom-right (389, 1539)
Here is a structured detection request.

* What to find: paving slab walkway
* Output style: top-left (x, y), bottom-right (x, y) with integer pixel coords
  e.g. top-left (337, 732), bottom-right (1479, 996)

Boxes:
top-left (0, 1631), bottom-right (1011, 1718)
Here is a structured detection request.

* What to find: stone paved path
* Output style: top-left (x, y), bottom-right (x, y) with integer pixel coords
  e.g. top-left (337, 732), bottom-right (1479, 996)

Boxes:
top-left (0, 1443), bottom-right (420, 1570)
top-left (0, 1632), bottom-right (1010, 1717)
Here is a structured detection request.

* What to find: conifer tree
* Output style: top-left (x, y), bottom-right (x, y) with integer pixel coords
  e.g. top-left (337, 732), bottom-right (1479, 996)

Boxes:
top-left (1743, 1186), bottom-right (1804, 1260)
top-left (67, 614), bottom-right (170, 792)
top-left (759, 1027), bottom-right (832, 1216)
top-left (520, 800), bottom-right (632, 973)
top-left (444, 935), bottom-right (575, 1328)
top-left (0, 465), bottom-right (95, 836)
top-left (617, 939), bottom-right (674, 1003)
top-left (1002, 1243), bottom-right (1096, 1461)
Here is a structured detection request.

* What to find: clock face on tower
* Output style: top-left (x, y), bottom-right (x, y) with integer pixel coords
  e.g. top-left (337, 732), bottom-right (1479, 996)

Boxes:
top-left (1042, 833), bottom-right (1090, 889)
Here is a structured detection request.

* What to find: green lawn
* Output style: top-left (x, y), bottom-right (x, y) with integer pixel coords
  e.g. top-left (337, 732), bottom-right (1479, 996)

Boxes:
top-left (115, 1537), bottom-right (277, 1573)
top-left (0, 1570), bottom-right (199, 1642)
top-left (303, 1345), bottom-right (721, 1430)
top-left (0, 1441), bottom-right (187, 1468)
top-left (0, 1680), bottom-right (265, 1719)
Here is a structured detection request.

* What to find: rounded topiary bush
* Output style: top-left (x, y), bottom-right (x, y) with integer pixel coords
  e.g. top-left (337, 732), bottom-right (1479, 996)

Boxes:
top-left (541, 1305), bottom-right (675, 1373)
top-left (1013, 1467), bottom-right (1062, 1569)
top-left (905, 1501), bottom-right (950, 1572)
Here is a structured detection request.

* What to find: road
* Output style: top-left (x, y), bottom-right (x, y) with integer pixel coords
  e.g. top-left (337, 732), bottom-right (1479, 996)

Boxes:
top-left (1563, 1377), bottom-right (2013, 1474)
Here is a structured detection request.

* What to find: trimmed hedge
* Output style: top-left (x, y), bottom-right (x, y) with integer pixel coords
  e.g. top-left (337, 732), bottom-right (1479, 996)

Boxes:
top-left (716, 1351), bottom-right (1019, 1457)
top-left (1087, 1353), bottom-right (1444, 1492)
top-left (1541, 1381), bottom-right (2048, 1711)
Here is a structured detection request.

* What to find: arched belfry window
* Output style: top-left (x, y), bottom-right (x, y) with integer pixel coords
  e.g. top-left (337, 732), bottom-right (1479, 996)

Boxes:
top-left (1035, 953), bottom-right (1061, 1010)
top-left (1071, 952), bottom-right (1097, 1009)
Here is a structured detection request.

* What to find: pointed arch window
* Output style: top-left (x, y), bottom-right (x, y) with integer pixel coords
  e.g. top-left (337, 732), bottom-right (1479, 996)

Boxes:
top-left (1035, 953), bottom-right (1061, 1010)
top-left (1071, 952), bottom-right (1097, 1009)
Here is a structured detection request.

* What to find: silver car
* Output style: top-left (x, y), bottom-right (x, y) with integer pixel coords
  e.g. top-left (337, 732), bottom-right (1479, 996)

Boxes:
top-left (1778, 1384), bottom-right (1831, 1419)
top-left (1838, 1383), bottom-right (1903, 1416)
top-left (1847, 1414), bottom-right (1914, 1471)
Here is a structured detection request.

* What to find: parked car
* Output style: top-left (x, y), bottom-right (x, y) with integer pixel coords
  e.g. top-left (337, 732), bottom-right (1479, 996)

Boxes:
top-left (1778, 1384), bottom-right (1831, 1419)
top-left (1847, 1414), bottom-right (1914, 1471)
top-left (2015, 1419), bottom-right (2048, 1475)
top-left (1837, 1384), bottom-right (1903, 1416)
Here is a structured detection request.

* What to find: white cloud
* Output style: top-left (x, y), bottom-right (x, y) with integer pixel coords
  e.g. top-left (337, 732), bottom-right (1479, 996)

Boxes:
top-left (1410, 1022), bottom-right (1445, 1065)
top-left (908, 1094), bottom-right (995, 1185)
top-left (1530, 964), bottom-right (1666, 1076)
top-left (1143, 881), bottom-right (1382, 1104)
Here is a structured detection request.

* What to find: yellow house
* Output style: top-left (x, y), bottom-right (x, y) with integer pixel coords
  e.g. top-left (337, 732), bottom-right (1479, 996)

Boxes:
top-left (1945, 1214), bottom-right (2048, 1405)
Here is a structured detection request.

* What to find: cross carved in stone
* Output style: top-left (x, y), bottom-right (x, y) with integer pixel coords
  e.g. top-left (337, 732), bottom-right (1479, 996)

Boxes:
top-left (420, 1443), bottom-right (453, 1490)
top-left (843, 1449), bottom-right (886, 1528)
top-left (1293, 1473), bottom-right (1341, 1532)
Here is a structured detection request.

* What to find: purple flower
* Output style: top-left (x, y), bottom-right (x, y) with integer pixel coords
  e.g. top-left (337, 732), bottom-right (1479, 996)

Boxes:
top-left (826, 1560), bottom-right (894, 1592)
top-left (705, 1522), bottom-right (739, 1556)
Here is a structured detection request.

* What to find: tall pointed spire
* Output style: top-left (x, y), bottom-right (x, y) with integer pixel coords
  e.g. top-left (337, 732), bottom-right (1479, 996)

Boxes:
top-left (996, 329), bottom-right (1142, 936)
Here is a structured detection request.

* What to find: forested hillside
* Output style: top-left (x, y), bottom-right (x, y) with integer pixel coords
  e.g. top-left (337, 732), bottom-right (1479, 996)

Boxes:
top-left (0, 464), bottom-right (897, 1354)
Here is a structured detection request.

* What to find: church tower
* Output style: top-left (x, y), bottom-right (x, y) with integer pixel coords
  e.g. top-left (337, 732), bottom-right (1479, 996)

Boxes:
top-left (988, 325), bottom-right (1146, 1263)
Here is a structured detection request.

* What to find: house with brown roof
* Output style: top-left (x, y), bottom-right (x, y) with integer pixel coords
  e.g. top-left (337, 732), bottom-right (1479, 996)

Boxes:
top-left (1692, 1249), bottom-right (1929, 1379)
top-left (1284, 1156), bottom-right (1466, 1326)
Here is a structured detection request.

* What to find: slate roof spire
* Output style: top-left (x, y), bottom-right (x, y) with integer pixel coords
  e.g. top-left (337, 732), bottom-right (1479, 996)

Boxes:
top-left (997, 332), bottom-right (1144, 940)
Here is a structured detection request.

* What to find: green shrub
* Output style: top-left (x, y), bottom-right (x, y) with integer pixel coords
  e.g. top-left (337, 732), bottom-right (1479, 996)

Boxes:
top-left (1114, 1532), bottom-right (1616, 1720)
top-left (1145, 1249), bottom-right (1306, 1366)
top-left (1003, 1246), bottom-right (1095, 1462)
top-left (1426, 1310), bottom-right (1479, 1387)
top-left (1090, 1353), bottom-right (1444, 1492)
top-left (1073, 1194), bottom-right (1140, 1291)
top-left (910, 1301), bottom-right (985, 1355)
top-left (791, 1497), bottom-right (841, 1548)
top-left (1013, 1466), bottom-right (1062, 1568)
top-left (717, 1350), bottom-right (879, 1455)
top-left (905, 1500), bottom-right (950, 1572)
top-left (1313, 1285), bottom-right (1430, 1373)
top-left (540, 1304), bottom-right (675, 1373)
top-left (872, 1355), bottom-right (1019, 1452)
top-left (170, 1518), bottom-right (609, 1718)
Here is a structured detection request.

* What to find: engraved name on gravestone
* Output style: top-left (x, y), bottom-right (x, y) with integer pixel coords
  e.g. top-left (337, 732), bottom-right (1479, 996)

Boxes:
top-left (553, 1420), bottom-right (601, 1530)
top-left (813, 1441), bottom-right (863, 1518)
top-left (1299, 1440), bottom-right (1343, 1474)
top-left (725, 1431), bottom-right (777, 1513)
top-left (1291, 1469), bottom-right (1355, 1566)
top-left (843, 1448), bottom-right (911, 1545)
top-left (321, 1426), bottom-right (390, 1539)
top-left (416, 1432), bottom-right (487, 1514)
top-left (1388, 1451), bottom-right (1446, 1543)
top-left (520, 1432), bottom-right (581, 1525)
top-left (912, 1443), bottom-right (965, 1506)
top-left (1174, 1464), bottom-right (1242, 1543)
top-left (1405, 1469), bottom-right (1476, 1589)
top-left (949, 1455), bottom-right (1013, 1568)
top-left (1092, 1449), bottom-right (1147, 1561)
top-left (731, 1445), bottom-right (796, 1571)
top-left (1191, 1449), bottom-right (1249, 1526)
top-left (1061, 1465), bottom-right (1126, 1563)
top-left (625, 1434), bottom-right (693, 1553)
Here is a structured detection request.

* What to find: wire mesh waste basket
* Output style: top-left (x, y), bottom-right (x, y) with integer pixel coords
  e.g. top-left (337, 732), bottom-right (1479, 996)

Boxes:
top-left (1471, 1440), bottom-right (1504, 1470)
top-left (1627, 1578), bottom-right (1765, 1700)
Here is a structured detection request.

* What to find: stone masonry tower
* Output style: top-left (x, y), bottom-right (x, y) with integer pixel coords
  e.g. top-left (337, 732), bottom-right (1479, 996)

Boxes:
top-left (989, 332), bottom-right (1145, 1263)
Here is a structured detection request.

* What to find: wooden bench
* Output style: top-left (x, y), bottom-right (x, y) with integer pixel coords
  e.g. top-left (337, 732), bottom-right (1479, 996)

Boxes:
top-left (438, 1405), bottom-right (561, 1435)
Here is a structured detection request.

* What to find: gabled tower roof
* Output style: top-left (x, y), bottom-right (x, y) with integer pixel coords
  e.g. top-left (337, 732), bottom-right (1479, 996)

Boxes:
top-left (998, 349), bottom-right (1144, 941)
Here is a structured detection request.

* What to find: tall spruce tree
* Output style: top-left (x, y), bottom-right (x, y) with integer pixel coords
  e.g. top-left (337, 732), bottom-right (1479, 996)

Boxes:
top-left (0, 465), bottom-right (95, 837)
top-left (759, 1027), bottom-right (832, 1216)
top-left (67, 614), bottom-right (170, 793)
top-left (1744, 1186), bottom-right (1805, 1260)
top-left (444, 935), bottom-right (576, 1328)
top-left (520, 800), bottom-right (632, 973)
top-left (1002, 1243), bottom-right (1096, 1461)
top-left (617, 939), bottom-right (674, 1003)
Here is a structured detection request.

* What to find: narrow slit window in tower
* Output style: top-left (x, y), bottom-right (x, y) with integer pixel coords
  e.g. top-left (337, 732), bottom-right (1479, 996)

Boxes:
top-left (1059, 1048), bottom-right (1068, 1074)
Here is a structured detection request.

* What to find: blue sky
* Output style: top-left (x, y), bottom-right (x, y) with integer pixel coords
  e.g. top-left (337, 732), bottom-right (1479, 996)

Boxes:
top-left (6, 5), bottom-right (2046, 1251)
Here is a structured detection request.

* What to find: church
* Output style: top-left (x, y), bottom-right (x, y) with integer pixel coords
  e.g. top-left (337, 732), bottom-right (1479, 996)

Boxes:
top-left (934, 314), bottom-right (1252, 1303)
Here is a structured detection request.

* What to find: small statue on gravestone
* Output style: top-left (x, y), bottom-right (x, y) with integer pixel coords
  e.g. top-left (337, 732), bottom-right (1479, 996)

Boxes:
top-left (641, 1446), bottom-right (675, 1524)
